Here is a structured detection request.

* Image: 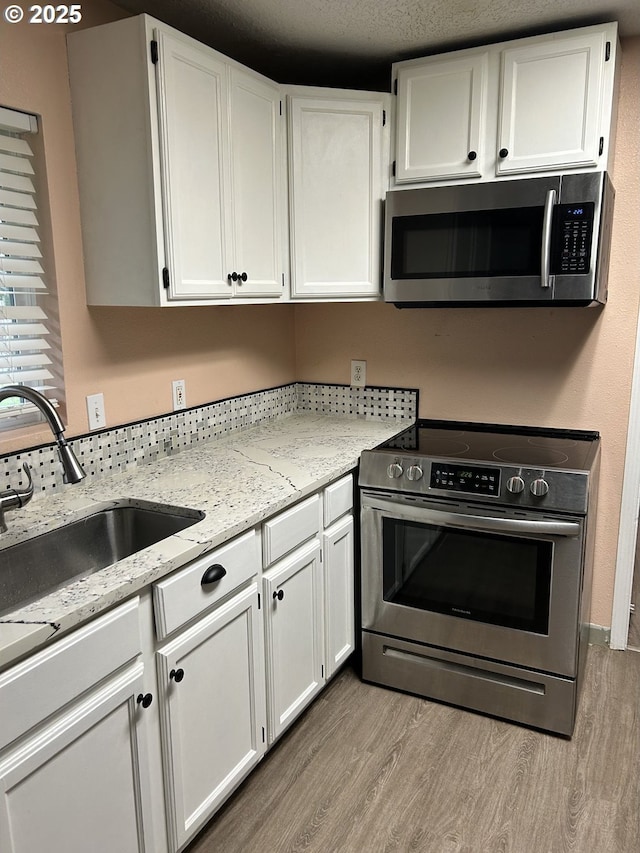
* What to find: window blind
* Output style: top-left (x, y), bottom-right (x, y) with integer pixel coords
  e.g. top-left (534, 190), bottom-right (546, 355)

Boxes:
top-left (0, 107), bottom-right (60, 427)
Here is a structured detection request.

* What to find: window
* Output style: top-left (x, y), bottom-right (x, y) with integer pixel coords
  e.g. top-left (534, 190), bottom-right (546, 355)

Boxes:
top-left (0, 105), bottom-right (61, 428)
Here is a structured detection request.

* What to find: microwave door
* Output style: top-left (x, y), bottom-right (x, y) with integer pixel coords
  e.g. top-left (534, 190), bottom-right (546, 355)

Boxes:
top-left (387, 204), bottom-right (552, 305)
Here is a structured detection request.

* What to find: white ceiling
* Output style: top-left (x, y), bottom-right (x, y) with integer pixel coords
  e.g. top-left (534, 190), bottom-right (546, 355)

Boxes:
top-left (115, 0), bottom-right (640, 88)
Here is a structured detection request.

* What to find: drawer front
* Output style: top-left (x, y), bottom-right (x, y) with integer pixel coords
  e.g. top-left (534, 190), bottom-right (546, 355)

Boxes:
top-left (0, 598), bottom-right (140, 751)
top-left (323, 474), bottom-right (353, 527)
top-left (153, 528), bottom-right (260, 639)
top-left (262, 494), bottom-right (320, 568)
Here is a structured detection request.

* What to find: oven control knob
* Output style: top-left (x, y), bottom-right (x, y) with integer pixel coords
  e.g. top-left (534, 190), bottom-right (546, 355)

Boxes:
top-left (387, 462), bottom-right (404, 479)
top-left (406, 465), bottom-right (424, 481)
top-left (531, 478), bottom-right (550, 497)
top-left (506, 476), bottom-right (525, 494)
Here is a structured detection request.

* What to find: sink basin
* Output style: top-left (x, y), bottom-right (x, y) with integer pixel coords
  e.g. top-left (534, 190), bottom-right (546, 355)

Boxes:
top-left (0, 501), bottom-right (204, 616)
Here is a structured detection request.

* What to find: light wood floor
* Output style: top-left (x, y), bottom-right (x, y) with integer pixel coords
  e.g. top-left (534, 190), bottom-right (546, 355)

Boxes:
top-left (186, 645), bottom-right (640, 853)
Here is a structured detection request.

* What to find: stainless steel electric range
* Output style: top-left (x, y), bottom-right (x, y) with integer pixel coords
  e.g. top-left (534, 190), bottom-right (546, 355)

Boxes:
top-left (359, 419), bottom-right (600, 736)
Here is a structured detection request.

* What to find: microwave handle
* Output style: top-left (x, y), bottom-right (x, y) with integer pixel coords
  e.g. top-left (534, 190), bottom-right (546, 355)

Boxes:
top-left (541, 189), bottom-right (557, 289)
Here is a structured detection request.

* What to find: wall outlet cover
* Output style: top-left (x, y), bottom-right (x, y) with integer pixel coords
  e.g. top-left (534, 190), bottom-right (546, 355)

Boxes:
top-left (86, 393), bottom-right (106, 430)
top-left (351, 360), bottom-right (366, 388)
top-left (172, 379), bottom-right (186, 411)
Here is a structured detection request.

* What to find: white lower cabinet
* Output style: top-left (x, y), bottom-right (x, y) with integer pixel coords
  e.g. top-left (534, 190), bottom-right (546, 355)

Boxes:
top-left (0, 662), bottom-right (155, 853)
top-left (323, 514), bottom-right (355, 679)
top-left (155, 582), bottom-right (266, 852)
top-left (261, 473), bottom-right (355, 743)
top-left (0, 474), bottom-right (356, 853)
top-left (263, 538), bottom-right (324, 742)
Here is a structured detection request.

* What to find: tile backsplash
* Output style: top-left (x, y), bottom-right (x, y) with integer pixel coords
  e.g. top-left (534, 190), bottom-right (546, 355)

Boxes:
top-left (1, 383), bottom-right (417, 495)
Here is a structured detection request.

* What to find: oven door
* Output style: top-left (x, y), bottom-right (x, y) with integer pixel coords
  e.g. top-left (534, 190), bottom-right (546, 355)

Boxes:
top-left (361, 491), bottom-right (585, 678)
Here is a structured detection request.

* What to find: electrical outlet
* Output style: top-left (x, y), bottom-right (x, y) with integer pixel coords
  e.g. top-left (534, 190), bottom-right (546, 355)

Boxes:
top-left (86, 393), bottom-right (106, 431)
top-left (172, 379), bottom-right (186, 411)
top-left (351, 359), bottom-right (366, 388)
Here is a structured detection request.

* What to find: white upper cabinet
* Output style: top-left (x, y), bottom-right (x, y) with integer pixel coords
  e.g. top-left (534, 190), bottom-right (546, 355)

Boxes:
top-left (287, 89), bottom-right (389, 299)
top-left (392, 22), bottom-right (619, 186)
top-left (228, 69), bottom-right (285, 298)
top-left (156, 30), bottom-right (230, 300)
top-left (395, 52), bottom-right (488, 182)
top-left (67, 15), bottom-right (286, 306)
top-left (496, 30), bottom-right (610, 175)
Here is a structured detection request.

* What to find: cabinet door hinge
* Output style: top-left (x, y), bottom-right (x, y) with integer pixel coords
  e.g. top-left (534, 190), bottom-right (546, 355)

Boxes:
top-left (258, 592), bottom-right (261, 609)
top-left (605, 41), bottom-right (611, 61)
top-left (382, 109), bottom-right (386, 127)
top-left (392, 160), bottom-right (396, 177)
top-left (162, 267), bottom-right (170, 289)
top-left (321, 664), bottom-right (325, 678)
top-left (393, 78), bottom-right (398, 96)
top-left (262, 726), bottom-right (266, 743)
top-left (150, 40), bottom-right (159, 65)
top-left (280, 100), bottom-right (283, 116)
top-left (599, 137), bottom-right (604, 156)
top-left (282, 273), bottom-right (285, 288)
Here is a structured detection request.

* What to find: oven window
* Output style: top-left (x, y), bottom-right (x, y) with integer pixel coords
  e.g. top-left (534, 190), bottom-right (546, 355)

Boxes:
top-left (390, 207), bottom-right (543, 279)
top-left (382, 518), bottom-right (552, 633)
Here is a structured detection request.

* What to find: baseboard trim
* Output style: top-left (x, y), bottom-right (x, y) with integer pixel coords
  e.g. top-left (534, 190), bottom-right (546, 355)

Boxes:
top-left (588, 624), bottom-right (612, 646)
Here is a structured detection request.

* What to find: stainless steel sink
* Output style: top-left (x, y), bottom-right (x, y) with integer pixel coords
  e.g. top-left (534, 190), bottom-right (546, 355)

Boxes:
top-left (0, 501), bottom-right (204, 616)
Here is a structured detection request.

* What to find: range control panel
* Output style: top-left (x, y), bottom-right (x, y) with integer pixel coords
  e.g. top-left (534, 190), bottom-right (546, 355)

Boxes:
top-left (430, 463), bottom-right (500, 496)
top-left (551, 202), bottom-right (595, 275)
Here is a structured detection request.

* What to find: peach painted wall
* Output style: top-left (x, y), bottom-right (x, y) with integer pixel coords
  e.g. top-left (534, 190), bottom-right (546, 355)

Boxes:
top-left (0, 1), bottom-right (296, 455)
top-left (294, 37), bottom-right (640, 629)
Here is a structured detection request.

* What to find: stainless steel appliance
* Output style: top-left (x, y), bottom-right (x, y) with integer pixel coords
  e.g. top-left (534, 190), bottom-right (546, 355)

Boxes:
top-left (384, 172), bottom-right (614, 307)
top-left (359, 420), bottom-right (600, 736)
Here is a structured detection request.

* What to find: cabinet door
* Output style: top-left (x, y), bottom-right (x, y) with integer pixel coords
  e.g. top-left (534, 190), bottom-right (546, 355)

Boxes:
top-left (288, 96), bottom-right (384, 298)
top-left (156, 584), bottom-right (266, 852)
top-left (0, 664), bottom-right (154, 853)
top-left (155, 28), bottom-right (231, 299)
top-left (323, 514), bottom-right (355, 680)
top-left (229, 69), bottom-right (284, 298)
top-left (497, 31), bottom-right (607, 175)
top-left (395, 52), bottom-right (488, 182)
top-left (263, 538), bottom-right (324, 741)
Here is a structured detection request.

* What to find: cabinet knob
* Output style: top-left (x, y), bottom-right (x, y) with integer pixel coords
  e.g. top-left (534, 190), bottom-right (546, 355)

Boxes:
top-left (136, 693), bottom-right (153, 708)
top-left (240, 272), bottom-right (247, 282)
top-left (499, 148), bottom-right (509, 159)
top-left (273, 589), bottom-right (284, 601)
top-left (228, 271), bottom-right (238, 282)
top-left (467, 150), bottom-right (477, 161)
top-left (201, 564), bottom-right (227, 586)
top-left (169, 668), bottom-right (185, 683)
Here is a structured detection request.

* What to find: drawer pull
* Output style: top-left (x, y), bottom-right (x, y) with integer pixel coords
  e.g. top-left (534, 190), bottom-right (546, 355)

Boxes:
top-left (273, 589), bottom-right (284, 601)
top-left (136, 692), bottom-right (153, 709)
top-left (201, 564), bottom-right (227, 586)
top-left (169, 668), bottom-right (185, 683)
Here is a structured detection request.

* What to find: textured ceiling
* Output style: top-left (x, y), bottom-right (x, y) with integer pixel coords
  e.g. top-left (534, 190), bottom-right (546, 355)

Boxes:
top-left (114, 0), bottom-right (640, 89)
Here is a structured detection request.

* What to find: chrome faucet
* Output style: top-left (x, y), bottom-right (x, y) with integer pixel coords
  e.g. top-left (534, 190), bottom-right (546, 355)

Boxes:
top-left (0, 385), bottom-right (86, 532)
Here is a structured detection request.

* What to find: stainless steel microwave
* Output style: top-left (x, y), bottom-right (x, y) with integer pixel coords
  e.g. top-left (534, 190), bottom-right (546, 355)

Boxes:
top-left (383, 172), bottom-right (615, 307)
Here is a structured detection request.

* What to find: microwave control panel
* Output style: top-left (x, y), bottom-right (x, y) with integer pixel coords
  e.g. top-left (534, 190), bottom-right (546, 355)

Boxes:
top-left (551, 202), bottom-right (595, 275)
top-left (430, 463), bottom-right (500, 496)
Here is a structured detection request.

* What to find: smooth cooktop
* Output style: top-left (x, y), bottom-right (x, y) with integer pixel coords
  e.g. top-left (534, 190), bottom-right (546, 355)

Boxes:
top-left (380, 419), bottom-right (600, 472)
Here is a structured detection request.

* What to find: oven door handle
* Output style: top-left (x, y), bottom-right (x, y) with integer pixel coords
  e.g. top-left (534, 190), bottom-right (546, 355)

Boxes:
top-left (363, 496), bottom-right (581, 537)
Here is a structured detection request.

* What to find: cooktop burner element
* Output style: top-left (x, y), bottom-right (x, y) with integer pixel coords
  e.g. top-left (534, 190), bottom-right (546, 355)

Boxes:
top-left (492, 446), bottom-right (570, 466)
top-left (360, 419), bottom-right (600, 515)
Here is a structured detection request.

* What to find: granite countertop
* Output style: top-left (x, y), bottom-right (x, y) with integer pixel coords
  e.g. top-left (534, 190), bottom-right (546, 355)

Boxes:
top-left (0, 413), bottom-right (407, 669)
